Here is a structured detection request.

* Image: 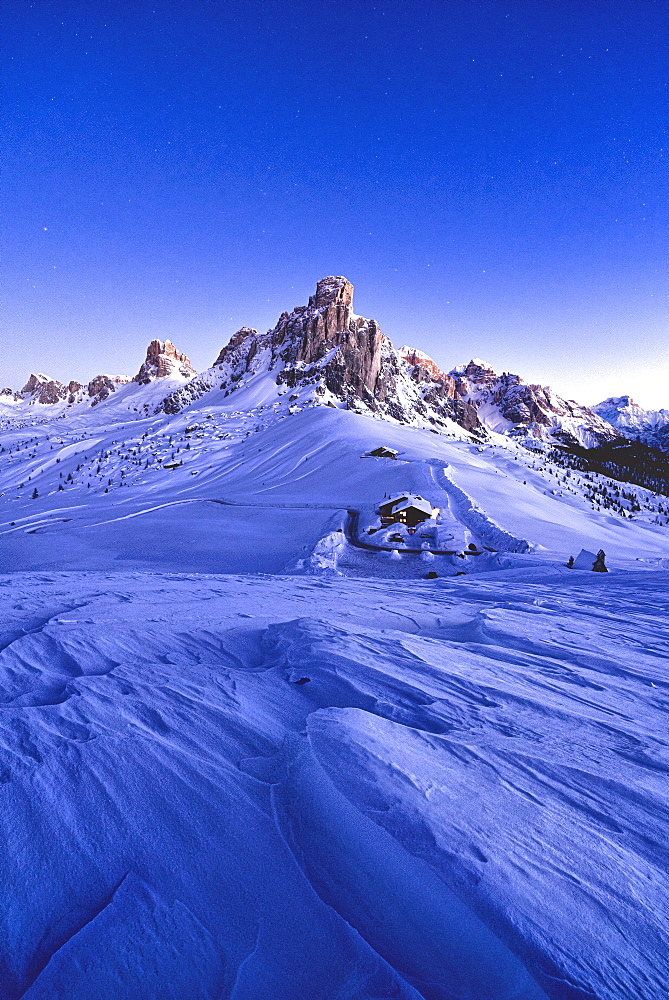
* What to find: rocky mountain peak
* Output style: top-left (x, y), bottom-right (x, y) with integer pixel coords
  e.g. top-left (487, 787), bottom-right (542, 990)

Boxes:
top-left (18, 371), bottom-right (123, 407)
top-left (452, 359), bottom-right (499, 382)
top-left (157, 277), bottom-right (480, 433)
top-left (87, 375), bottom-right (116, 406)
top-left (133, 340), bottom-right (196, 384)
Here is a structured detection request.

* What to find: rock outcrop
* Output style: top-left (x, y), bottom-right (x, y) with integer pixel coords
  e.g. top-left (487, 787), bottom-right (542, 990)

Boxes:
top-left (399, 346), bottom-right (453, 386)
top-left (87, 375), bottom-right (116, 406)
top-left (133, 340), bottom-right (196, 384)
top-left (21, 374), bottom-right (68, 405)
top-left (272, 277), bottom-right (384, 397)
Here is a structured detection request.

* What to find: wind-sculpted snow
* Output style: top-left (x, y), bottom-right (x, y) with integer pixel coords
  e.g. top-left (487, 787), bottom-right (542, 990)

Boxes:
top-left (0, 569), bottom-right (667, 998)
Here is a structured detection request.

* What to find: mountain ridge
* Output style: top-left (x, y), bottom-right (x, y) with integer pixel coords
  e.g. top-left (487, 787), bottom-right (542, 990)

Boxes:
top-left (0, 276), bottom-right (660, 451)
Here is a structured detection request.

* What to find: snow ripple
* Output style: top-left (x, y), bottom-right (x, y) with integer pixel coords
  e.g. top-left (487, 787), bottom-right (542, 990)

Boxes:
top-left (0, 571), bottom-right (667, 998)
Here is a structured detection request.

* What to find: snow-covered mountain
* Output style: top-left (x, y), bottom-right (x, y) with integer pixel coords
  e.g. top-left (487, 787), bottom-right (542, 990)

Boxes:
top-left (592, 395), bottom-right (669, 452)
top-left (0, 277), bottom-right (630, 451)
top-left (156, 277), bottom-right (619, 448)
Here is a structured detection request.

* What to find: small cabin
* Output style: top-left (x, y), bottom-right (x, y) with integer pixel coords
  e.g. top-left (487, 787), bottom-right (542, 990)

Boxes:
top-left (369, 446), bottom-right (399, 459)
top-left (378, 493), bottom-right (439, 528)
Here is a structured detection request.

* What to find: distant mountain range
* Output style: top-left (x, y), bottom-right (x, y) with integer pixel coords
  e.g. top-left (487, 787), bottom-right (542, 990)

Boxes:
top-left (2, 276), bottom-right (666, 453)
top-left (592, 396), bottom-right (669, 452)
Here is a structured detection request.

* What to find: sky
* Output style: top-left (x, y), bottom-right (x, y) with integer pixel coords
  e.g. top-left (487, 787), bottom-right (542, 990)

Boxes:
top-left (2, 0), bottom-right (666, 407)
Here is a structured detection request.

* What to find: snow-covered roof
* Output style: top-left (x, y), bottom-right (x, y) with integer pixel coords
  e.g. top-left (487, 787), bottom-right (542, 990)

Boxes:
top-left (388, 494), bottom-right (435, 516)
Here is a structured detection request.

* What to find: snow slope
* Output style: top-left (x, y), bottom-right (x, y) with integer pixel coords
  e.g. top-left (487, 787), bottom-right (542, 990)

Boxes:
top-left (1, 387), bottom-right (668, 576)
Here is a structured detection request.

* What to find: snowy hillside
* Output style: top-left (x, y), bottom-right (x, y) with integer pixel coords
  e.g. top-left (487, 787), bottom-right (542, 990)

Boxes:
top-left (1, 385), bottom-right (669, 577)
top-left (1, 277), bottom-right (669, 999)
top-left (2, 275), bottom-right (667, 580)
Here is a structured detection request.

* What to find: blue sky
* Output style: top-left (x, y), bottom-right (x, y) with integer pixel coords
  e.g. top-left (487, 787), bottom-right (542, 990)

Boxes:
top-left (2, 0), bottom-right (666, 406)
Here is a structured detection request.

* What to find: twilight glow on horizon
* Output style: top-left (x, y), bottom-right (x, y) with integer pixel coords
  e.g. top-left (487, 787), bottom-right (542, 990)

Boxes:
top-left (3, 0), bottom-right (666, 408)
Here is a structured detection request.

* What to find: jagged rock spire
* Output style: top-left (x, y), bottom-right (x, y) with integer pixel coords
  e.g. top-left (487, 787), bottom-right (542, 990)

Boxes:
top-left (270, 276), bottom-right (381, 392)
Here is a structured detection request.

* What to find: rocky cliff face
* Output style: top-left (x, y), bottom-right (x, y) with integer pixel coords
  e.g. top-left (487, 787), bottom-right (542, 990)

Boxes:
top-left (271, 277), bottom-right (384, 398)
top-left (158, 277), bottom-right (481, 433)
top-left (133, 340), bottom-right (196, 384)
